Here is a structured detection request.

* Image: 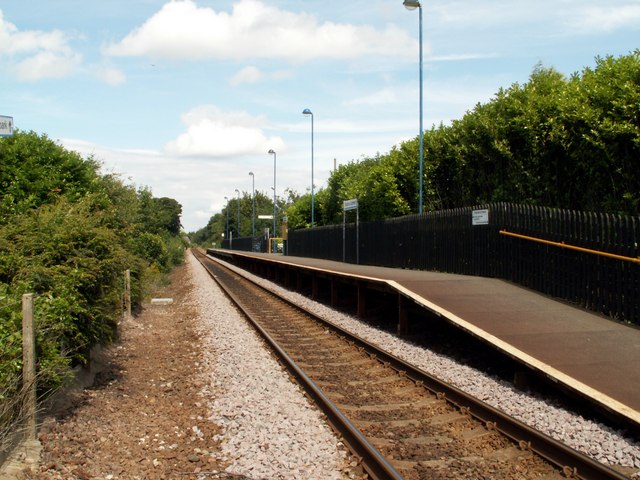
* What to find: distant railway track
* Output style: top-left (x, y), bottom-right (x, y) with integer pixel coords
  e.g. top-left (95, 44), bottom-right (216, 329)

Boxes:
top-left (193, 250), bottom-right (627, 480)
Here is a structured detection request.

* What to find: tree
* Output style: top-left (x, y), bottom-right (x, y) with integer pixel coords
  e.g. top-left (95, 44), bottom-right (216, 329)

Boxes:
top-left (285, 192), bottom-right (313, 230)
top-left (0, 196), bottom-right (141, 390)
top-left (0, 130), bottom-right (100, 223)
top-left (397, 51), bottom-right (640, 216)
top-left (0, 129), bottom-right (186, 403)
top-left (202, 51), bottom-right (640, 233)
top-left (560, 51), bottom-right (640, 214)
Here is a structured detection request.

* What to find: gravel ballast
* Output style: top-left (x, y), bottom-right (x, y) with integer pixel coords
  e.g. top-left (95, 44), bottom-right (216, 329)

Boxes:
top-left (197, 253), bottom-right (640, 478)
top-left (189, 253), bottom-right (357, 479)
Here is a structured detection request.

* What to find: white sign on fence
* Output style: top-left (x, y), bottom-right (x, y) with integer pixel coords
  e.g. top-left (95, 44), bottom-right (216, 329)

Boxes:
top-left (472, 209), bottom-right (489, 225)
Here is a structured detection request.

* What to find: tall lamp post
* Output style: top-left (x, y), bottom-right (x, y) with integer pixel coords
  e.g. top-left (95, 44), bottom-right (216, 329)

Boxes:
top-left (403, 0), bottom-right (424, 214)
top-left (302, 108), bottom-right (314, 227)
top-left (249, 172), bottom-right (255, 237)
top-left (268, 149), bottom-right (276, 237)
top-left (234, 188), bottom-right (240, 236)
top-left (224, 196), bottom-right (229, 242)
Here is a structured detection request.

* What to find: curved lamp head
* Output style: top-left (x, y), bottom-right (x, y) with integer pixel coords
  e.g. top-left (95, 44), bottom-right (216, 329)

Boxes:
top-left (302, 108), bottom-right (313, 116)
top-left (224, 196), bottom-right (228, 201)
top-left (234, 188), bottom-right (239, 194)
top-left (403, 0), bottom-right (421, 10)
top-left (249, 171), bottom-right (254, 176)
top-left (268, 149), bottom-right (276, 155)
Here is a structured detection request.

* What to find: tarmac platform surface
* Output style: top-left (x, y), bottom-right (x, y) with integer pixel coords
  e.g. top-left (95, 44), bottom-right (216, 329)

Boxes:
top-left (213, 250), bottom-right (640, 426)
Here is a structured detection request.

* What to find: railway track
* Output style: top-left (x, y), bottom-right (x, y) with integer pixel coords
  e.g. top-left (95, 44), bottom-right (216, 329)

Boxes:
top-left (193, 250), bottom-right (628, 480)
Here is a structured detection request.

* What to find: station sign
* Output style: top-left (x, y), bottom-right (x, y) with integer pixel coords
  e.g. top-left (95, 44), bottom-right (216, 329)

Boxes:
top-left (0, 115), bottom-right (13, 137)
top-left (343, 198), bottom-right (358, 211)
top-left (342, 198), bottom-right (360, 264)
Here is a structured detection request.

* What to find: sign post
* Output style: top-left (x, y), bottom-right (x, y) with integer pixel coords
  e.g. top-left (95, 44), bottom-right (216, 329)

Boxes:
top-left (342, 199), bottom-right (359, 264)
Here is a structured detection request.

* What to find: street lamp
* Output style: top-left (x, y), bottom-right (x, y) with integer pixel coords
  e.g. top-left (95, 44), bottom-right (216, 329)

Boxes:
top-left (403, 0), bottom-right (424, 214)
top-left (224, 196), bottom-right (229, 242)
top-left (234, 188), bottom-right (240, 236)
top-left (249, 172), bottom-right (255, 237)
top-left (268, 149), bottom-right (276, 237)
top-left (302, 108), bottom-right (315, 227)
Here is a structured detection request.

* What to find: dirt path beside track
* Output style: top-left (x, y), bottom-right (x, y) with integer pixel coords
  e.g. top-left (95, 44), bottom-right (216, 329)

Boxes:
top-left (13, 261), bottom-right (232, 480)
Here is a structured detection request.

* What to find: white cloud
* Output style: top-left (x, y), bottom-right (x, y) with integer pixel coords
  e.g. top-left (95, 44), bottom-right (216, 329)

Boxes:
top-left (431, 1), bottom-right (529, 29)
top-left (229, 65), bottom-right (293, 86)
top-left (61, 136), bottom-right (292, 232)
top-left (0, 11), bottom-right (82, 80)
top-left (95, 66), bottom-right (126, 86)
top-left (430, 53), bottom-right (499, 62)
top-left (165, 105), bottom-right (285, 157)
top-left (568, 5), bottom-right (640, 33)
top-left (0, 12), bottom-right (67, 55)
top-left (12, 51), bottom-right (82, 81)
top-left (229, 66), bottom-right (264, 86)
top-left (103, 0), bottom-right (416, 62)
top-left (430, 1), bottom-right (640, 36)
top-left (344, 88), bottom-right (398, 106)
top-left (271, 70), bottom-right (293, 81)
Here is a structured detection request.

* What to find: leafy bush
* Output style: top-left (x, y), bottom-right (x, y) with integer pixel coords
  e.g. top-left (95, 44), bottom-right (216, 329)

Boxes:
top-left (0, 131), bottom-right (185, 445)
top-left (131, 232), bottom-right (170, 271)
top-left (0, 131), bottom-right (99, 223)
top-left (283, 51), bottom-right (640, 226)
top-left (0, 197), bottom-right (138, 382)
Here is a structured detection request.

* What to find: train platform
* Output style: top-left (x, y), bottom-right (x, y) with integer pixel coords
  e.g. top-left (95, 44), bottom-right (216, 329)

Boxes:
top-left (207, 249), bottom-right (640, 429)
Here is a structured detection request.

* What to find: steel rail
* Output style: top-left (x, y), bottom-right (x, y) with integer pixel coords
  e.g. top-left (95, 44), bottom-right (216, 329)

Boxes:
top-left (196, 250), bottom-right (628, 480)
top-left (194, 250), bottom-right (403, 480)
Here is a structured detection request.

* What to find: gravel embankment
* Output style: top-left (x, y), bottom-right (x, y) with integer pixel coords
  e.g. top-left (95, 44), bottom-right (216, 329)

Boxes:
top-left (189, 254), bottom-right (359, 479)
top-left (198, 253), bottom-right (640, 478)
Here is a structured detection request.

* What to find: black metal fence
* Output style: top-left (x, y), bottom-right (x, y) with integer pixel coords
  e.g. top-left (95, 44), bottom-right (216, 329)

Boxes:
top-left (222, 236), bottom-right (285, 253)
top-left (221, 235), bottom-right (269, 253)
top-left (287, 203), bottom-right (640, 324)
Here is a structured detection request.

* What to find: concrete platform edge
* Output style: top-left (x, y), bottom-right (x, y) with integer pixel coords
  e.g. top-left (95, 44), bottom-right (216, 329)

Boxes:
top-left (389, 280), bottom-right (640, 427)
top-left (211, 250), bottom-right (640, 429)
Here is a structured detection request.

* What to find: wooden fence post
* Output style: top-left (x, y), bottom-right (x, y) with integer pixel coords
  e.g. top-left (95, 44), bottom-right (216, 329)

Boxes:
top-left (21, 293), bottom-right (36, 440)
top-left (124, 270), bottom-right (132, 321)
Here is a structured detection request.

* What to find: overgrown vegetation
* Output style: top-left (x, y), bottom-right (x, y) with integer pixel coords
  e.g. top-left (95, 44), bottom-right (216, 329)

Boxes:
top-left (299, 51), bottom-right (639, 228)
top-left (191, 52), bottom-right (639, 243)
top-left (190, 189), bottom-right (298, 248)
top-left (0, 130), bottom-right (186, 442)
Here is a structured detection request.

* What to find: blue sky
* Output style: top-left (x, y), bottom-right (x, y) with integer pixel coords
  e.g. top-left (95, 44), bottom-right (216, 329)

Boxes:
top-left (1, 0), bottom-right (638, 231)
